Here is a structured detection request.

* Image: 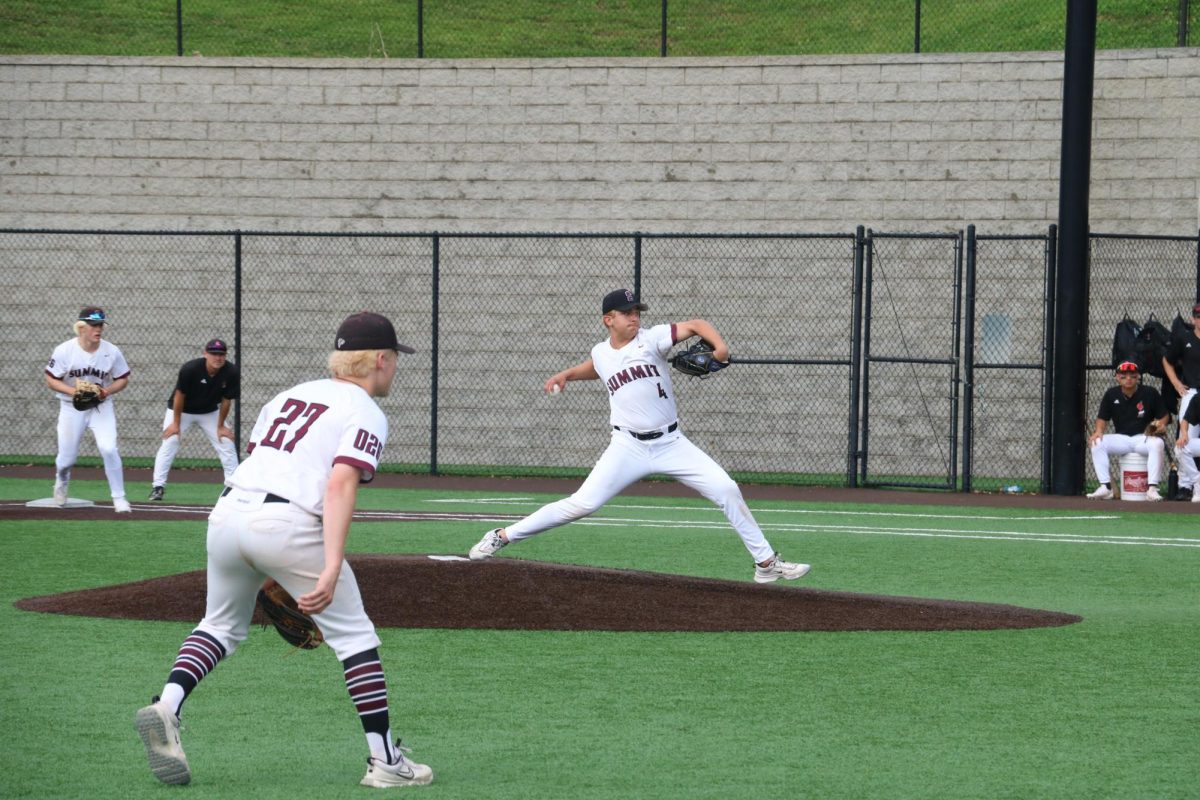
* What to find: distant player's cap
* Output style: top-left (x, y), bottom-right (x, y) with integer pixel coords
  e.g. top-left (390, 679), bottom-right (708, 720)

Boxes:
top-left (78, 306), bottom-right (106, 324)
top-left (602, 288), bottom-right (648, 314)
top-left (1115, 361), bottom-right (1140, 374)
top-left (1192, 302), bottom-right (1200, 317)
top-left (335, 312), bottom-right (416, 354)
top-left (205, 338), bottom-right (228, 354)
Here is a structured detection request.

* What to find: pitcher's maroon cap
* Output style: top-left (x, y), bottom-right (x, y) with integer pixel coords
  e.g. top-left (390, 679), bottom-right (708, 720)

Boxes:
top-left (335, 312), bottom-right (415, 354)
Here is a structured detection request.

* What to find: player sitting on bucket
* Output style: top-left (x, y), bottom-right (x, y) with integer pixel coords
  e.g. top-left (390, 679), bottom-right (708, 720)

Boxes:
top-left (1086, 360), bottom-right (1168, 501)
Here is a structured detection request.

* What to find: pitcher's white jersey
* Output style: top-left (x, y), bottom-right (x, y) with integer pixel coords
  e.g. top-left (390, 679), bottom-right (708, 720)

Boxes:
top-left (590, 323), bottom-right (679, 432)
top-left (229, 378), bottom-right (387, 517)
top-left (45, 338), bottom-right (131, 402)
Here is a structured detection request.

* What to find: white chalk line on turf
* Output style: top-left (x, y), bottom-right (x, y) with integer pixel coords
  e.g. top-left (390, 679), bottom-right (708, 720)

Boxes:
top-left (425, 497), bottom-right (1119, 522)
top-left (551, 515), bottom-right (1200, 548)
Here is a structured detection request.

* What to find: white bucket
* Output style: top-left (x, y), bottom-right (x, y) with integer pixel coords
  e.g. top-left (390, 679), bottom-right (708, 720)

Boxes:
top-left (1119, 452), bottom-right (1149, 501)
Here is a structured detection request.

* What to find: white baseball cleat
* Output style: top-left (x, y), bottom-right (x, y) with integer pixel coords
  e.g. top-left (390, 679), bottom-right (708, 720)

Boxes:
top-left (53, 482), bottom-right (68, 507)
top-left (360, 742), bottom-right (433, 788)
top-left (1146, 486), bottom-right (1163, 502)
top-left (1086, 485), bottom-right (1113, 500)
top-left (113, 497), bottom-right (132, 513)
top-left (135, 698), bottom-right (190, 785)
top-left (469, 529), bottom-right (508, 560)
top-left (754, 554), bottom-right (811, 584)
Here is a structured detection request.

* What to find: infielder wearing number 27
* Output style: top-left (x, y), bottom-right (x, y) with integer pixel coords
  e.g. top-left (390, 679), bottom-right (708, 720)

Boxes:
top-left (135, 312), bottom-right (434, 789)
top-left (470, 288), bottom-right (811, 584)
top-left (44, 306), bottom-right (132, 513)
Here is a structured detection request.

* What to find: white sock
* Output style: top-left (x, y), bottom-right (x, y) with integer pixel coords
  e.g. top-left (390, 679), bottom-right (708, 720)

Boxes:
top-left (159, 683), bottom-right (185, 716)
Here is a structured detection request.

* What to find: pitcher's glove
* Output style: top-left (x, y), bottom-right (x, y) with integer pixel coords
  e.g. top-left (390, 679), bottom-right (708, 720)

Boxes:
top-left (256, 579), bottom-right (324, 650)
top-left (72, 379), bottom-right (103, 411)
top-left (670, 341), bottom-right (729, 379)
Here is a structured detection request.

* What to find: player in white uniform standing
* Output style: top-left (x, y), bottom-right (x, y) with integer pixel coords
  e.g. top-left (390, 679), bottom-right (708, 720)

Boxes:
top-left (44, 306), bottom-right (132, 512)
top-left (135, 312), bottom-right (433, 789)
top-left (470, 289), bottom-right (811, 584)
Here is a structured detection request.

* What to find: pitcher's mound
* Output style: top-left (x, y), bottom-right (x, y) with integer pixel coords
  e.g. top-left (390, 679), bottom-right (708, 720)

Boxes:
top-left (15, 554), bottom-right (1079, 632)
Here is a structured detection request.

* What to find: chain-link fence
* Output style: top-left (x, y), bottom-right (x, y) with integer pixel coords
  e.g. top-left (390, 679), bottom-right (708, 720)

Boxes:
top-left (965, 231), bottom-right (1056, 493)
top-left (1, 1), bottom-right (1195, 59)
top-left (1, 227), bottom-right (1197, 491)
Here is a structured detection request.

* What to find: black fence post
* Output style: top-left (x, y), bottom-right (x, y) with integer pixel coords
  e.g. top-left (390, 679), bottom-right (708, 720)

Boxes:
top-left (859, 229), bottom-right (875, 486)
top-left (660, 0), bottom-right (668, 57)
top-left (949, 230), bottom-right (965, 490)
top-left (961, 225), bottom-right (976, 492)
top-left (914, 0), bottom-right (922, 53)
top-left (429, 233), bottom-right (439, 474)
top-left (233, 231), bottom-right (242, 453)
top-left (1179, 0), bottom-right (1190, 47)
top-left (848, 226), bottom-right (865, 487)
top-left (418, 0), bottom-right (425, 58)
top-left (633, 232), bottom-right (643, 295)
top-left (176, 0), bottom-right (183, 56)
top-left (1041, 224), bottom-right (1058, 494)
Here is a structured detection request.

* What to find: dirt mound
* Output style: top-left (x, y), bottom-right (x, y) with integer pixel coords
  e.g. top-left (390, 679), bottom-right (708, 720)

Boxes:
top-left (14, 554), bottom-right (1080, 633)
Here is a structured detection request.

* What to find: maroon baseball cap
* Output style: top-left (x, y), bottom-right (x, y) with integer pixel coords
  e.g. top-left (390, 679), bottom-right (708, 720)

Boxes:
top-left (335, 312), bottom-right (415, 354)
top-left (602, 289), bottom-right (648, 314)
top-left (1192, 302), bottom-right (1200, 317)
top-left (205, 338), bottom-right (228, 354)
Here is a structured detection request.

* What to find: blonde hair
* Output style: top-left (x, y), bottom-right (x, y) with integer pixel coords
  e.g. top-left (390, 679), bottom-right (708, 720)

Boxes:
top-left (73, 320), bottom-right (87, 336)
top-left (328, 349), bottom-right (385, 379)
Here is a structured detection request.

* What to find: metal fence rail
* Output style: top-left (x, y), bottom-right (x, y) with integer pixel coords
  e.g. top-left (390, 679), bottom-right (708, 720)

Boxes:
top-left (1, 226), bottom-right (1197, 492)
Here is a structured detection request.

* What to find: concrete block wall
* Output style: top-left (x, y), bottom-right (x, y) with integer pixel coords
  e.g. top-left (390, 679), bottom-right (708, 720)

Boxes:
top-left (1, 50), bottom-right (1197, 235)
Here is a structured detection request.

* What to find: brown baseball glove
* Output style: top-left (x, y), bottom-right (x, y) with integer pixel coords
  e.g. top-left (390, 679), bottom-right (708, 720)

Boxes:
top-left (256, 579), bottom-right (324, 650)
top-left (72, 379), bottom-right (103, 411)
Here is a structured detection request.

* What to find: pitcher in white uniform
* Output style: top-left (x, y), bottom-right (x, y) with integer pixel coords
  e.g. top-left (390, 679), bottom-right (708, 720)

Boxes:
top-left (469, 288), bottom-right (811, 584)
top-left (135, 312), bottom-right (433, 789)
top-left (43, 306), bottom-right (132, 512)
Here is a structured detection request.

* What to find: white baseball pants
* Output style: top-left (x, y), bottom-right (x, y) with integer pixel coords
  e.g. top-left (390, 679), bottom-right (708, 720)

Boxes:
top-left (506, 427), bottom-right (775, 563)
top-left (1174, 389), bottom-right (1198, 490)
top-left (196, 488), bottom-right (381, 661)
top-left (55, 399), bottom-right (125, 498)
top-left (1089, 433), bottom-right (1165, 484)
top-left (152, 408), bottom-right (239, 486)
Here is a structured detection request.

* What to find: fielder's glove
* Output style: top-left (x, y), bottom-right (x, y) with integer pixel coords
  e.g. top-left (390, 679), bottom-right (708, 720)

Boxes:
top-left (670, 341), bottom-right (729, 379)
top-left (256, 579), bottom-right (324, 650)
top-left (72, 379), bottom-right (103, 411)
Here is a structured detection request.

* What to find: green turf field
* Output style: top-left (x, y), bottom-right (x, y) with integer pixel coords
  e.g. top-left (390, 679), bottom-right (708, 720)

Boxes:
top-left (1, 474), bottom-right (1196, 799)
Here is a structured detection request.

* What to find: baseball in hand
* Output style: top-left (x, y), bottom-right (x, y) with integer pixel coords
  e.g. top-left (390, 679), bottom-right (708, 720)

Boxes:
top-left (550, 384), bottom-right (561, 395)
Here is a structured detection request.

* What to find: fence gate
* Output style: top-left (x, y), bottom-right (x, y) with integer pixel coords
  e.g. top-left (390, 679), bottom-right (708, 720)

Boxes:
top-left (859, 230), bottom-right (964, 489)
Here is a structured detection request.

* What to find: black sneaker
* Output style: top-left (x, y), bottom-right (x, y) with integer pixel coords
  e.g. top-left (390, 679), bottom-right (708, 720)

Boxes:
top-left (149, 486), bottom-right (165, 501)
top-left (1174, 486), bottom-right (1194, 502)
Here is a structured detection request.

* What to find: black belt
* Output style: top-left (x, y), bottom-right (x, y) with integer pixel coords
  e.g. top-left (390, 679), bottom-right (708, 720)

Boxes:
top-left (221, 487), bottom-right (289, 503)
top-left (615, 422), bottom-right (678, 441)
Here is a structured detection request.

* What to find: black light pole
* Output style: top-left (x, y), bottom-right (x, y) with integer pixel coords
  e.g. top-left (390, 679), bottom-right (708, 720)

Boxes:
top-left (1050, 0), bottom-right (1097, 495)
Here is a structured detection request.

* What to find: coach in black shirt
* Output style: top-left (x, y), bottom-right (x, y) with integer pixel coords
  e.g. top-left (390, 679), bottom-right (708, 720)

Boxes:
top-left (149, 338), bottom-right (241, 501)
top-left (1086, 360), bottom-right (1168, 501)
